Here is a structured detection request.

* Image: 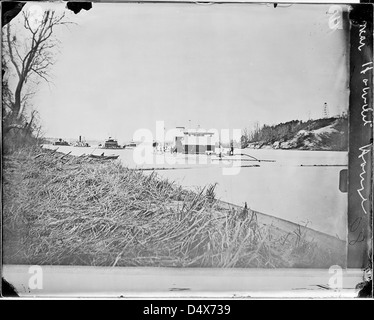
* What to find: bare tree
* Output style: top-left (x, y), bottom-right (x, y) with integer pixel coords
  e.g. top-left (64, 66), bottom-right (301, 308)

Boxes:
top-left (3, 9), bottom-right (69, 134)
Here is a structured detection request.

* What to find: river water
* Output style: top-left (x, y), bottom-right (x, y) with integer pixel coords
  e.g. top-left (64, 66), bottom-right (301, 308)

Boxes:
top-left (44, 145), bottom-right (348, 239)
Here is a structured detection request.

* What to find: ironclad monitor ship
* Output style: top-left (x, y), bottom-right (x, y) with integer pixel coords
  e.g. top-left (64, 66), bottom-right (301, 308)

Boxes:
top-left (101, 137), bottom-right (122, 149)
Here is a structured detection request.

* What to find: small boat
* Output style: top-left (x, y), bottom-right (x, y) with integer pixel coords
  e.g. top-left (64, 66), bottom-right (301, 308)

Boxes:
top-left (89, 154), bottom-right (119, 160)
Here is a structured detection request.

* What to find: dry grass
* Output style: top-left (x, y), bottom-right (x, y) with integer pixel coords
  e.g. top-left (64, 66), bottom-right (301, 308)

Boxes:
top-left (2, 147), bottom-right (345, 268)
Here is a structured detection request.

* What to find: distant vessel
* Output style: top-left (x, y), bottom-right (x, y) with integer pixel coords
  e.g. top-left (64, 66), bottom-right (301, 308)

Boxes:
top-left (74, 142), bottom-right (90, 147)
top-left (101, 137), bottom-right (122, 149)
top-left (123, 141), bottom-right (137, 148)
top-left (53, 138), bottom-right (70, 146)
top-left (172, 127), bottom-right (216, 155)
top-left (74, 136), bottom-right (90, 147)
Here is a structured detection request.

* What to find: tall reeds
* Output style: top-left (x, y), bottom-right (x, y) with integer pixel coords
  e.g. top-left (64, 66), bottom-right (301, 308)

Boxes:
top-left (2, 147), bottom-right (344, 268)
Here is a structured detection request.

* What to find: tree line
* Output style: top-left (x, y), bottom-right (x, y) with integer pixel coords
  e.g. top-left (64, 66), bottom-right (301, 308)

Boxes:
top-left (241, 115), bottom-right (348, 149)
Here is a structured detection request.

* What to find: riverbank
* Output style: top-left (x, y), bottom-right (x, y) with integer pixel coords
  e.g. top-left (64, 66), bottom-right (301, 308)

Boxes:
top-left (2, 147), bottom-right (346, 268)
top-left (242, 116), bottom-right (348, 151)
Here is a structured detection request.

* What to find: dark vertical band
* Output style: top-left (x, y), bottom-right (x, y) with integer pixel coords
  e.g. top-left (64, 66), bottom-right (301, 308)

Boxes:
top-left (348, 4), bottom-right (373, 268)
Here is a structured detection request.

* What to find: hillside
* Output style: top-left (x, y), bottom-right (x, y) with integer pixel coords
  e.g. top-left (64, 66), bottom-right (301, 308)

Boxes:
top-left (241, 116), bottom-right (348, 151)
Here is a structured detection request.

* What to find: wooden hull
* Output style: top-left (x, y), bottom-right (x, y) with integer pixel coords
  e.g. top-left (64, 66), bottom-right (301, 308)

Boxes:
top-left (89, 154), bottom-right (119, 160)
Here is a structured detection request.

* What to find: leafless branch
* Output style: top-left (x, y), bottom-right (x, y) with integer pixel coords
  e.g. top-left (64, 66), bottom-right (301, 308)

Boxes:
top-left (5, 24), bottom-right (21, 77)
top-left (4, 9), bottom-right (70, 123)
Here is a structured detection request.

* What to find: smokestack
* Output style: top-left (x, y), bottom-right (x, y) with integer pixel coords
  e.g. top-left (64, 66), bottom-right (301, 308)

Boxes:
top-left (79, 135), bottom-right (81, 142)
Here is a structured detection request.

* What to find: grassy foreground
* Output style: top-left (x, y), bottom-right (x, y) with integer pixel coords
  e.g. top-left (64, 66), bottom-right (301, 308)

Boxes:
top-left (3, 147), bottom-right (346, 268)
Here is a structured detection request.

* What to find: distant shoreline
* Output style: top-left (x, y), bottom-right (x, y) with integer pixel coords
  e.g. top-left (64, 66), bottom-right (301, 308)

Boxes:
top-left (242, 116), bottom-right (348, 152)
top-left (244, 145), bottom-right (348, 152)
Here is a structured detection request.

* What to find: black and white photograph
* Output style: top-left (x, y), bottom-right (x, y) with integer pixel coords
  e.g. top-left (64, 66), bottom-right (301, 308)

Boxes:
top-left (1, 1), bottom-right (372, 298)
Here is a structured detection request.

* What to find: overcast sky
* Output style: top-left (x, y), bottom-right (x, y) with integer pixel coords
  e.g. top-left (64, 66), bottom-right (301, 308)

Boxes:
top-left (7, 2), bottom-right (350, 142)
